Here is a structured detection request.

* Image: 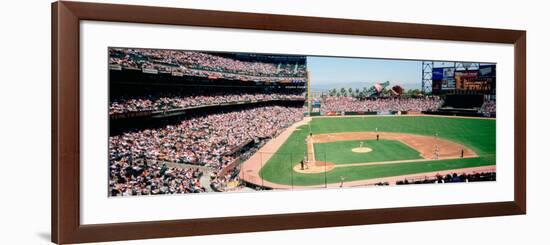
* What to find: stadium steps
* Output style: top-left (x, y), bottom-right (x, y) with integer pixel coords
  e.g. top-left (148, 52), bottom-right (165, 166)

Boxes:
top-left (200, 170), bottom-right (214, 192)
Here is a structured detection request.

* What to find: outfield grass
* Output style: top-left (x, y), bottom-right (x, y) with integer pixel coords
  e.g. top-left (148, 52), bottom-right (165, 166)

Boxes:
top-left (259, 116), bottom-right (496, 186)
top-left (314, 140), bottom-right (422, 164)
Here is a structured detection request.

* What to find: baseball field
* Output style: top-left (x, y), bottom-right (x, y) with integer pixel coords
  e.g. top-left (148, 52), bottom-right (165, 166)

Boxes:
top-left (240, 115), bottom-right (496, 188)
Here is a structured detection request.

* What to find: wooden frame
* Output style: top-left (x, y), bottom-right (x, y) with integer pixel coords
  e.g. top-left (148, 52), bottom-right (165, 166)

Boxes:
top-left (51, 1), bottom-right (526, 244)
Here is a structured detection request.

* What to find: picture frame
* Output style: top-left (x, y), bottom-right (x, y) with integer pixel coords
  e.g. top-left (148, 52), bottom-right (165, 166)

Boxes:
top-left (51, 1), bottom-right (526, 244)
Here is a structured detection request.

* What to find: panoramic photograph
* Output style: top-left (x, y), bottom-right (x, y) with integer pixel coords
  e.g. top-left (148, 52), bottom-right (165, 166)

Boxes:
top-left (107, 47), bottom-right (496, 197)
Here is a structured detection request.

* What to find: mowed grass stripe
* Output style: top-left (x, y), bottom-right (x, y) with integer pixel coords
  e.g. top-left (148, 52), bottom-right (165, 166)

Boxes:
top-left (290, 157), bottom-right (494, 186)
top-left (310, 116), bottom-right (495, 155)
top-left (314, 140), bottom-right (422, 164)
top-left (260, 116), bottom-right (496, 186)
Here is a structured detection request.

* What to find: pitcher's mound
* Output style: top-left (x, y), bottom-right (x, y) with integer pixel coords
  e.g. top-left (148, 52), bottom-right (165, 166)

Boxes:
top-left (352, 147), bottom-right (373, 153)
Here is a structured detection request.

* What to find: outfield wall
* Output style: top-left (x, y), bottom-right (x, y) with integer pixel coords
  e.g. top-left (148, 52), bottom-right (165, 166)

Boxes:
top-left (316, 110), bottom-right (495, 118)
top-left (317, 111), bottom-right (410, 116)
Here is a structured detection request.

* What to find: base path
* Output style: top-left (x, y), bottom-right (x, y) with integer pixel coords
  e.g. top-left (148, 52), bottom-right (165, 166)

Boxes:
top-left (239, 117), bottom-right (312, 189)
top-left (313, 132), bottom-right (477, 159)
top-left (295, 131), bottom-right (477, 174)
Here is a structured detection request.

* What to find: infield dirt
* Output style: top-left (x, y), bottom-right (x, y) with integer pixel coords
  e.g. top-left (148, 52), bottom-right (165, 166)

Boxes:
top-left (240, 117), bottom-right (485, 189)
top-left (294, 132), bottom-right (477, 174)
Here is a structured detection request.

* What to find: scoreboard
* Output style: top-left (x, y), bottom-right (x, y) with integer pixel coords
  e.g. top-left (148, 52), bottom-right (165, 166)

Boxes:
top-left (432, 64), bottom-right (495, 94)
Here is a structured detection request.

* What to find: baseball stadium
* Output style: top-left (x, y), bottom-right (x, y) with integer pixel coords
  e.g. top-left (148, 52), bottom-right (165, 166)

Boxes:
top-left (107, 48), bottom-right (496, 197)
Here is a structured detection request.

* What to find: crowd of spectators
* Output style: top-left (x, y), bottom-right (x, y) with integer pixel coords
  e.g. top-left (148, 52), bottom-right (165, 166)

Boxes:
top-left (109, 48), bottom-right (307, 83)
top-left (108, 49), bottom-right (308, 195)
top-left (109, 105), bottom-right (304, 171)
top-left (396, 172), bottom-right (496, 185)
top-left (209, 140), bottom-right (269, 191)
top-left (109, 159), bottom-right (205, 196)
top-left (109, 105), bottom-right (303, 195)
top-left (321, 96), bottom-right (444, 113)
top-left (109, 91), bottom-right (305, 115)
top-left (479, 100), bottom-right (496, 115)
top-left (210, 171), bottom-right (242, 192)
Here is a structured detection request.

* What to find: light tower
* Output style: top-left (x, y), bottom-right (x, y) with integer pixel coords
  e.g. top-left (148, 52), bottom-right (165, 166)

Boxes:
top-left (421, 61), bottom-right (434, 94)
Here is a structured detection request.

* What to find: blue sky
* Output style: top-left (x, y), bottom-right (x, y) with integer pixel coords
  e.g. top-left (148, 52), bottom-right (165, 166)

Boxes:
top-left (307, 56), bottom-right (422, 90)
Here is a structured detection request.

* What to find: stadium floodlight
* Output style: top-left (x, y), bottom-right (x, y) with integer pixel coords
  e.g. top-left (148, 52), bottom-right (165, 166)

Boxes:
top-left (421, 61), bottom-right (434, 94)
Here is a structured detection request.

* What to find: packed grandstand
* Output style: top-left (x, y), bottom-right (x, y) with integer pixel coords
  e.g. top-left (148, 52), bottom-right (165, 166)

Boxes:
top-left (109, 90), bottom-right (305, 115)
top-left (109, 48), bottom-right (307, 83)
top-left (108, 48), bottom-right (307, 196)
top-left (109, 105), bottom-right (304, 196)
top-left (317, 94), bottom-right (495, 115)
top-left (480, 100), bottom-right (496, 115)
top-left (320, 96), bottom-right (444, 113)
